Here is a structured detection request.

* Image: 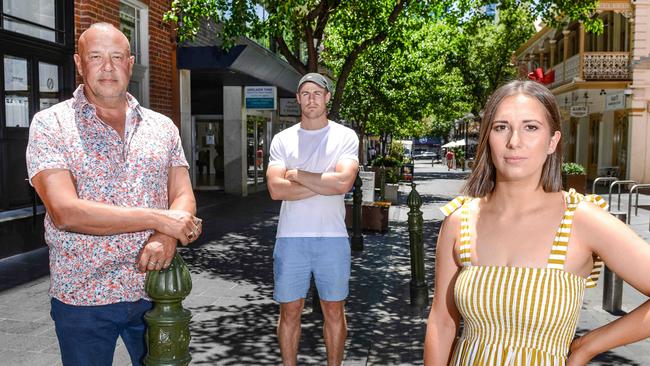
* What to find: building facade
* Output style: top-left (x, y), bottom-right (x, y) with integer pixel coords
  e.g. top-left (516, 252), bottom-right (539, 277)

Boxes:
top-left (515, 0), bottom-right (650, 183)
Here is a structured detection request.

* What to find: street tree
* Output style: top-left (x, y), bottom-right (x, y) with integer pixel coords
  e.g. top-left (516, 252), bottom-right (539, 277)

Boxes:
top-left (164, 0), bottom-right (601, 120)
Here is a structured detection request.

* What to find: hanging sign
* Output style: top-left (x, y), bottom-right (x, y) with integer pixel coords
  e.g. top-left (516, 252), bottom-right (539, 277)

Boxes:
top-left (569, 105), bottom-right (588, 118)
top-left (279, 98), bottom-right (300, 116)
top-left (605, 92), bottom-right (625, 111)
top-left (245, 86), bottom-right (277, 110)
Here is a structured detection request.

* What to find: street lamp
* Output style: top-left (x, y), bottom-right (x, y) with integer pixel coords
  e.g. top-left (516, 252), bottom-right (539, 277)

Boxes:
top-left (462, 113), bottom-right (475, 170)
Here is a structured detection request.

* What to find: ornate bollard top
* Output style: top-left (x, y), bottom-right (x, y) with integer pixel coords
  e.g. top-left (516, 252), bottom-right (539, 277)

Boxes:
top-left (145, 253), bottom-right (193, 302)
top-left (407, 181), bottom-right (422, 211)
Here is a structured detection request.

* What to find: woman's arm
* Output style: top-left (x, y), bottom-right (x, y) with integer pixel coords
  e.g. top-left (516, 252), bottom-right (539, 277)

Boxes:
top-left (568, 202), bottom-right (650, 364)
top-left (424, 211), bottom-right (463, 365)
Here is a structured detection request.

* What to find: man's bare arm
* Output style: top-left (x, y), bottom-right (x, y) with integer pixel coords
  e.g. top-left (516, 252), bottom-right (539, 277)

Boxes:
top-left (32, 168), bottom-right (196, 244)
top-left (267, 165), bottom-right (317, 201)
top-left (138, 166), bottom-right (199, 272)
top-left (285, 159), bottom-right (358, 196)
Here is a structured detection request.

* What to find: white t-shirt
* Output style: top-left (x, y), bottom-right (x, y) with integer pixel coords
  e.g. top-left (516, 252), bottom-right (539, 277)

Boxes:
top-left (268, 120), bottom-right (359, 238)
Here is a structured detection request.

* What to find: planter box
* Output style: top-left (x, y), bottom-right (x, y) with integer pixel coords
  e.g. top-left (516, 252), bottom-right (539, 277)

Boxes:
top-left (345, 201), bottom-right (390, 232)
top-left (363, 203), bottom-right (390, 232)
top-left (385, 183), bottom-right (399, 204)
top-left (562, 174), bottom-right (587, 194)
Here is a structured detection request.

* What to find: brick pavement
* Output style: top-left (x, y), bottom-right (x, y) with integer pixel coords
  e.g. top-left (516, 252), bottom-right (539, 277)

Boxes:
top-left (1, 162), bottom-right (649, 365)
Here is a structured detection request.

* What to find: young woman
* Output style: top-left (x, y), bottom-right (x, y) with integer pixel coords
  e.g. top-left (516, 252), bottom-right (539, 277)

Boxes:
top-left (424, 80), bottom-right (650, 365)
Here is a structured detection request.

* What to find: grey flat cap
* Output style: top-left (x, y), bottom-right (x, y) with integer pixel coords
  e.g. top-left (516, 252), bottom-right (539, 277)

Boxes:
top-left (298, 73), bottom-right (330, 92)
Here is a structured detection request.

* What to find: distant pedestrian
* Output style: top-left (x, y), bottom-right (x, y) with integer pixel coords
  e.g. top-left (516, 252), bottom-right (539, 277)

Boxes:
top-left (267, 73), bottom-right (359, 366)
top-left (424, 80), bottom-right (650, 365)
top-left (445, 149), bottom-right (454, 171)
top-left (26, 23), bottom-right (201, 366)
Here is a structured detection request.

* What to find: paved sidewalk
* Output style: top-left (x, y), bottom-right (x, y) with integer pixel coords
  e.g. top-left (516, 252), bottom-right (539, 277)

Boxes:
top-left (1, 163), bottom-right (650, 365)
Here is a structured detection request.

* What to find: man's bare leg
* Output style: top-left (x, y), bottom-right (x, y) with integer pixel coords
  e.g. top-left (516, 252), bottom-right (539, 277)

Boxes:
top-left (278, 299), bottom-right (304, 366)
top-left (320, 300), bottom-right (347, 365)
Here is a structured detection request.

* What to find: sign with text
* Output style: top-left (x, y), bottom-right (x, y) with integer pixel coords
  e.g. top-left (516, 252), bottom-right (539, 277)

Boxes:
top-left (245, 86), bottom-right (276, 110)
top-left (569, 105), bottom-right (588, 118)
top-left (605, 92), bottom-right (625, 111)
top-left (280, 98), bottom-right (300, 116)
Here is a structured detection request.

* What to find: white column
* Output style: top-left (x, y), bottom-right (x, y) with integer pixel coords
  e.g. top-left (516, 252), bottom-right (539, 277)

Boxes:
top-left (223, 86), bottom-right (248, 196)
top-left (179, 69), bottom-right (193, 186)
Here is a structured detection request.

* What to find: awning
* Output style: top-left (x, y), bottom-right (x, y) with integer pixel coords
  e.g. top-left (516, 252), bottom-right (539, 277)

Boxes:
top-left (442, 139), bottom-right (465, 148)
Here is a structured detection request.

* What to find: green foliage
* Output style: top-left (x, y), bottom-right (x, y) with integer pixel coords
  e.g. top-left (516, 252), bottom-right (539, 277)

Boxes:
top-left (562, 162), bottom-right (586, 175)
top-left (371, 156), bottom-right (403, 168)
top-left (164, 0), bottom-right (602, 133)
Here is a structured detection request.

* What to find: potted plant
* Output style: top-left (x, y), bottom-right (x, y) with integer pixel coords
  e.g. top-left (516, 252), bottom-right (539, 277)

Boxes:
top-left (562, 162), bottom-right (587, 194)
top-left (362, 201), bottom-right (391, 232)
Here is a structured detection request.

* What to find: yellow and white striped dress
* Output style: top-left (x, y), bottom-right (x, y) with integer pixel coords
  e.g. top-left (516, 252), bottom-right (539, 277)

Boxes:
top-left (440, 190), bottom-right (607, 365)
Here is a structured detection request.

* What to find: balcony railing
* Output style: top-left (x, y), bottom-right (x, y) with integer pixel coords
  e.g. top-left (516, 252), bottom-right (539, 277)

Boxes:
top-left (583, 52), bottom-right (631, 80)
top-left (540, 52), bottom-right (631, 89)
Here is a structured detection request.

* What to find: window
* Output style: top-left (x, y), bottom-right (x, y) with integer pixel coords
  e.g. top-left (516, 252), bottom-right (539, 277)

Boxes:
top-left (120, 0), bottom-right (149, 107)
top-left (3, 55), bottom-right (30, 128)
top-left (2, 0), bottom-right (60, 43)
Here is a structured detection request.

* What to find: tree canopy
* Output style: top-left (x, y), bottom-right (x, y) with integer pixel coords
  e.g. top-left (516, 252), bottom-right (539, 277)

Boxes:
top-left (165, 0), bottom-right (601, 120)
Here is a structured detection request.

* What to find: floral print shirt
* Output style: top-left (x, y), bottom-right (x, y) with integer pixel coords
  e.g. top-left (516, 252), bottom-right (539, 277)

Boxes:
top-left (26, 85), bottom-right (188, 306)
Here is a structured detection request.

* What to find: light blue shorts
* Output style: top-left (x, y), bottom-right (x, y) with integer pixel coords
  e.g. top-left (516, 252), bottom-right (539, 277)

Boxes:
top-left (273, 237), bottom-right (351, 303)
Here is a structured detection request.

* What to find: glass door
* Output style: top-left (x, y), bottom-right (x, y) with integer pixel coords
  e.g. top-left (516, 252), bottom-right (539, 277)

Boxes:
top-left (246, 115), bottom-right (268, 187)
top-left (193, 116), bottom-right (224, 190)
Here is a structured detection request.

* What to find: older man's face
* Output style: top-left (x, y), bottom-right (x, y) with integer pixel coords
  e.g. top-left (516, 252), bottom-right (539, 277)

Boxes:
top-left (74, 26), bottom-right (134, 103)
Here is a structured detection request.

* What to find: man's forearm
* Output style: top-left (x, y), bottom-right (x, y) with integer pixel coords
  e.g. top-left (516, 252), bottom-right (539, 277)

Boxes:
top-left (268, 177), bottom-right (317, 201)
top-left (293, 170), bottom-right (352, 196)
top-left (52, 198), bottom-right (168, 235)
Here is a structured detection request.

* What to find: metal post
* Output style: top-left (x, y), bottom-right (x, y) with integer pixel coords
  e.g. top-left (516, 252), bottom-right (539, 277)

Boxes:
top-left (407, 182), bottom-right (428, 308)
top-left (627, 184), bottom-right (650, 224)
top-left (379, 165), bottom-right (386, 201)
top-left (144, 253), bottom-right (193, 366)
top-left (591, 176), bottom-right (617, 195)
top-left (607, 180), bottom-right (635, 212)
top-left (602, 212), bottom-right (626, 314)
top-left (351, 171), bottom-right (364, 251)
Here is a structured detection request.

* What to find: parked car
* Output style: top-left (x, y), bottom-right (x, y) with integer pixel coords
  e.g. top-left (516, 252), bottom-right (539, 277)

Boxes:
top-left (413, 151), bottom-right (438, 160)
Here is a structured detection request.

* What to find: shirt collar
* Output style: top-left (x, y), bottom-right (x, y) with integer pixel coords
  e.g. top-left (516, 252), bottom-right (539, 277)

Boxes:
top-left (72, 84), bottom-right (143, 120)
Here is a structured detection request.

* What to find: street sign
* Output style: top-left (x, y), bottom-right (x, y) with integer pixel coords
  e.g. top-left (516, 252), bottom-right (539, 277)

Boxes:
top-left (605, 92), bottom-right (625, 111)
top-left (245, 86), bottom-right (277, 110)
top-left (279, 98), bottom-right (300, 116)
top-left (569, 105), bottom-right (588, 117)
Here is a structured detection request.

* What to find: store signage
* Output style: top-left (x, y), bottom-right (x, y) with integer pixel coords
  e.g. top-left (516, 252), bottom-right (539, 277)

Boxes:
top-left (39, 63), bottom-right (59, 92)
top-left (279, 98), bottom-right (300, 116)
top-left (4, 56), bottom-right (28, 91)
top-left (359, 171), bottom-right (375, 203)
top-left (605, 92), bottom-right (625, 111)
top-left (569, 105), bottom-right (588, 117)
top-left (245, 86), bottom-right (276, 110)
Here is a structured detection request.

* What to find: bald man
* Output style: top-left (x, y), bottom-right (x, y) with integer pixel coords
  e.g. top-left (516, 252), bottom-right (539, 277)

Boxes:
top-left (26, 23), bottom-right (200, 365)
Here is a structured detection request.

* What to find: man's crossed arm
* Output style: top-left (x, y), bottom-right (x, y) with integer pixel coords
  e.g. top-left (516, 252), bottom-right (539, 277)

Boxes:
top-left (266, 159), bottom-right (359, 201)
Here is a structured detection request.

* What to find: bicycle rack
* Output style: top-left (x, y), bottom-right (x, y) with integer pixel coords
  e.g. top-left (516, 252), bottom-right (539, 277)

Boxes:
top-left (592, 176), bottom-right (618, 195)
top-left (627, 184), bottom-right (650, 225)
top-left (608, 180), bottom-right (636, 213)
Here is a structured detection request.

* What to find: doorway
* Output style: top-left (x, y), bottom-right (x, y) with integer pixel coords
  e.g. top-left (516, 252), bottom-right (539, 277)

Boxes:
top-left (192, 115), bottom-right (224, 190)
top-left (587, 114), bottom-right (601, 179)
top-left (246, 114), bottom-right (269, 188)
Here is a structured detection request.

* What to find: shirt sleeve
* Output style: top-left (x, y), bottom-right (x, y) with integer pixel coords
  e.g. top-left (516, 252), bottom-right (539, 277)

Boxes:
top-left (268, 134), bottom-right (286, 168)
top-left (25, 111), bottom-right (69, 186)
top-left (169, 126), bottom-right (189, 168)
top-left (339, 129), bottom-right (359, 162)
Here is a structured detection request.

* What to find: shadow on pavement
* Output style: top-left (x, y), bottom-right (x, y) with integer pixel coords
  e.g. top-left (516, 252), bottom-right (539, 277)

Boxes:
top-left (178, 189), bottom-right (442, 365)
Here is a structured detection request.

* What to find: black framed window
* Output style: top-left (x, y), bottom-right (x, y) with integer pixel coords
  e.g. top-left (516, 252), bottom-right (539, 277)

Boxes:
top-left (1, 0), bottom-right (65, 44)
top-left (0, 0), bottom-right (73, 211)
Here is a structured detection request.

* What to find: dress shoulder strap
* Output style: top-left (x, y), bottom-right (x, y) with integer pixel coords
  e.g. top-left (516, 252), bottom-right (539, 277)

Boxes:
top-left (546, 189), bottom-right (608, 288)
top-left (440, 196), bottom-right (472, 266)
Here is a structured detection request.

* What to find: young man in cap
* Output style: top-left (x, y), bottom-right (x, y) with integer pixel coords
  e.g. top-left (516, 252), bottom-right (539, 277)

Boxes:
top-left (267, 73), bottom-right (359, 365)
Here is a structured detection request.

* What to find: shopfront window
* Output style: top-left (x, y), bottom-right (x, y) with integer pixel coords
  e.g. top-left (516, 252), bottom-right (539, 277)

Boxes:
top-left (4, 55), bottom-right (30, 128)
top-left (38, 61), bottom-right (60, 110)
top-left (2, 0), bottom-right (57, 42)
top-left (120, 0), bottom-right (149, 106)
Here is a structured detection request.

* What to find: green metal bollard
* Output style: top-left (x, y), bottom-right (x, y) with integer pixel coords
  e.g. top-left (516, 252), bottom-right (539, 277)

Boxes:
top-left (379, 165), bottom-right (386, 201)
top-left (407, 182), bottom-right (429, 308)
top-left (144, 253), bottom-right (193, 366)
top-left (351, 170), bottom-right (364, 251)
